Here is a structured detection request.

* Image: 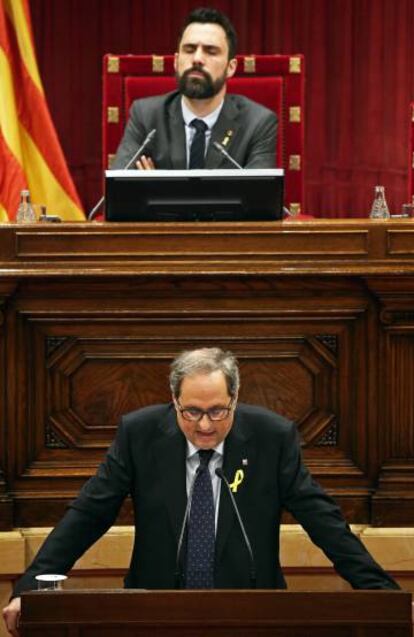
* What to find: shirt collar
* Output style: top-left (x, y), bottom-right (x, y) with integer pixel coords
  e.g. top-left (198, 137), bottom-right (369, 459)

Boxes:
top-left (187, 439), bottom-right (224, 460)
top-left (181, 97), bottom-right (224, 130)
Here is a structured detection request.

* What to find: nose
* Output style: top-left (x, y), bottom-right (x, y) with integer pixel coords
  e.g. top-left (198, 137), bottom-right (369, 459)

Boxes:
top-left (198, 413), bottom-right (212, 429)
top-left (193, 45), bottom-right (205, 65)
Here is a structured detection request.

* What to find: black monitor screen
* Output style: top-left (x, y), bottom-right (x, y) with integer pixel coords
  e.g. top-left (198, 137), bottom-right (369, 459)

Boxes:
top-left (105, 169), bottom-right (284, 222)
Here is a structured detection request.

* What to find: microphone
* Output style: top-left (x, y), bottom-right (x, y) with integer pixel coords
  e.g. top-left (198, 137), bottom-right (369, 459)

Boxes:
top-left (122, 128), bottom-right (157, 171)
top-left (213, 141), bottom-right (243, 169)
top-left (174, 464), bottom-right (202, 589)
top-left (215, 468), bottom-right (256, 588)
top-left (213, 141), bottom-right (291, 219)
top-left (87, 128), bottom-right (157, 221)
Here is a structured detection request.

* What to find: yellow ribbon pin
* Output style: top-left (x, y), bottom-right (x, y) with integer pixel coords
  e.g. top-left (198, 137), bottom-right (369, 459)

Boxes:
top-left (230, 469), bottom-right (244, 493)
top-left (221, 129), bottom-right (233, 147)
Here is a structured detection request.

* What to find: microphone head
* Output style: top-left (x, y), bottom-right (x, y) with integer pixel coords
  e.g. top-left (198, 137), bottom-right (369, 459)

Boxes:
top-left (147, 128), bottom-right (156, 141)
top-left (212, 141), bottom-right (243, 169)
top-left (215, 467), bottom-right (224, 478)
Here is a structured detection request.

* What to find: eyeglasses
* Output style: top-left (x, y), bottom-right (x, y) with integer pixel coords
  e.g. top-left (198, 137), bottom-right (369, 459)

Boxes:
top-left (176, 399), bottom-right (234, 422)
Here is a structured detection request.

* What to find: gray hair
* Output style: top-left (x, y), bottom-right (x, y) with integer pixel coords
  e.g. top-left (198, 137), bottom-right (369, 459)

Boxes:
top-left (169, 347), bottom-right (240, 399)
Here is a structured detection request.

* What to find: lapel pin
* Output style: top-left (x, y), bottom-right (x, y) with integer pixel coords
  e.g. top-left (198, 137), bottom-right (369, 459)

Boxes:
top-left (221, 129), bottom-right (234, 147)
top-left (230, 469), bottom-right (244, 493)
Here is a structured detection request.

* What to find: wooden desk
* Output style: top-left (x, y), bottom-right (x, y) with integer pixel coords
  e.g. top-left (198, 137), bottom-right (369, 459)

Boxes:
top-left (1, 219), bottom-right (414, 528)
top-left (20, 589), bottom-right (413, 637)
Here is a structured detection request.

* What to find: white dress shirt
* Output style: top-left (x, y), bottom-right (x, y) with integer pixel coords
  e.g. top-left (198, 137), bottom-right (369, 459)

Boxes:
top-left (181, 98), bottom-right (224, 168)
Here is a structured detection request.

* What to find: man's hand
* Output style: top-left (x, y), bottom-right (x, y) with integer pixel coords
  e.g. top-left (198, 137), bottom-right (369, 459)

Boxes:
top-left (136, 155), bottom-right (155, 170)
top-left (2, 597), bottom-right (21, 637)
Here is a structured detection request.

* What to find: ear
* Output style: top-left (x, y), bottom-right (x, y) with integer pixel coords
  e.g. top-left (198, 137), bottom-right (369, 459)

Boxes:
top-left (226, 57), bottom-right (237, 79)
top-left (174, 52), bottom-right (179, 72)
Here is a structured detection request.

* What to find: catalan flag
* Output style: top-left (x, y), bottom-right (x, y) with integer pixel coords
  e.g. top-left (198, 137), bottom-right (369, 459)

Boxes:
top-left (0, 0), bottom-right (84, 221)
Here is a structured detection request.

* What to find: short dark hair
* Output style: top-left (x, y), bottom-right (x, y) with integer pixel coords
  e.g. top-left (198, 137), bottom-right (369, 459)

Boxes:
top-left (178, 7), bottom-right (237, 60)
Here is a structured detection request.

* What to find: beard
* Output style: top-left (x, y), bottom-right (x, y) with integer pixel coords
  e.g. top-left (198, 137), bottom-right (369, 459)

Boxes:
top-left (177, 65), bottom-right (227, 99)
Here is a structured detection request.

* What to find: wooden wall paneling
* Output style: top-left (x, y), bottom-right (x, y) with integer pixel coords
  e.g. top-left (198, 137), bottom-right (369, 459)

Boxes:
top-left (367, 276), bottom-right (414, 524)
top-left (0, 282), bottom-right (17, 530)
top-left (4, 273), bottom-right (379, 526)
top-left (1, 221), bottom-right (414, 527)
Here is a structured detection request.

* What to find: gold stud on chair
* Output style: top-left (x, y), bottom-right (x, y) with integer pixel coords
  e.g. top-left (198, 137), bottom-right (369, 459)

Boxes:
top-left (289, 56), bottom-right (301, 74)
top-left (107, 107), bottom-right (119, 124)
top-left (107, 56), bottom-right (120, 74)
top-left (289, 155), bottom-right (301, 171)
top-left (152, 55), bottom-right (164, 73)
top-left (243, 56), bottom-right (256, 73)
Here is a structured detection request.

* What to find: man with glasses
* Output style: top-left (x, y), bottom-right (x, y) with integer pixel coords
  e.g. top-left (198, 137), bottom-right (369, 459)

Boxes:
top-left (3, 348), bottom-right (398, 635)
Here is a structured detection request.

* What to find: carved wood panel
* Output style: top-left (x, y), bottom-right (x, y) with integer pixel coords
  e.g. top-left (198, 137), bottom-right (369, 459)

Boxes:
top-left (1, 274), bottom-right (378, 526)
top-left (1, 222), bottom-right (414, 528)
top-left (370, 283), bottom-right (414, 524)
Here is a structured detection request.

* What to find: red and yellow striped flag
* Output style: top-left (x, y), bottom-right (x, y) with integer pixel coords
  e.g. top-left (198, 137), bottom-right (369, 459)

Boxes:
top-left (0, 0), bottom-right (84, 221)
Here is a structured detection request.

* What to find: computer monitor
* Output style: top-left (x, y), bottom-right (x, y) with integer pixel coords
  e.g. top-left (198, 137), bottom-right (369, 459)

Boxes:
top-left (105, 169), bottom-right (284, 222)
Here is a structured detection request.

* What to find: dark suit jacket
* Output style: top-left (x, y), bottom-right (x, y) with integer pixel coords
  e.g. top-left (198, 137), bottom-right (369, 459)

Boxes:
top-left (112, 91), bottom-right (277, 170)
top-left (13, 403), bottom-right (398, 595)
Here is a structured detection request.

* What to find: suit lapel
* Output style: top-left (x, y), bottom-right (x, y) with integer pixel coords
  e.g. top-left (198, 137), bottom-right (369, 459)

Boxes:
top-left (154, 409), bottom-right (187, 542)
top-left (166, 94), bottom-right (240, 169)
top-left (167, 95), bottom-right (187, 169)
top-left (206, 96), bottom-right (240, 169)
top-left (216, 411), bottom-right (255, 563)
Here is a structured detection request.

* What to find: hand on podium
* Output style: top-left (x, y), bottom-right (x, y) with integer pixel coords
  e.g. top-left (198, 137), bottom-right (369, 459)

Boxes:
top-left (136, 155), bottom-right (155, 170)
top-left (2, 596), bottom-right (21, 637)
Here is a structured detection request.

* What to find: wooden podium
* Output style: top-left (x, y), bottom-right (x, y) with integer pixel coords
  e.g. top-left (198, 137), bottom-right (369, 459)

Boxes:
top-left (21, 589), bottom-right (412, 636)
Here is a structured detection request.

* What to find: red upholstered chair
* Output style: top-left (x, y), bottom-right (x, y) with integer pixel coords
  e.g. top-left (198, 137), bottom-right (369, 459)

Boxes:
top-left (103, 54), bottom-right (305, 215)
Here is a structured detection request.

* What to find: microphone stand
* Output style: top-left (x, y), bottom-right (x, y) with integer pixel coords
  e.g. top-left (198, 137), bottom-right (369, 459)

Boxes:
top-left (174, 465), bottom-right (201, 589)
top-left (213, 141), bottom-right (243, 169)
top-left (213, 141), bottom-right (292, 218)
top-left (87, 128), bottom-right (157, 221)
top-left (216, 468), bottom-right (256, 588)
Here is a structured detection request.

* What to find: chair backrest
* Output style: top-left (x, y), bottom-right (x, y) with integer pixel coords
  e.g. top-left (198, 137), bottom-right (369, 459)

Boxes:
top-left (103, 54), bottom-right (305, 215)
top-left (410, 102), bottom-right (414, 202)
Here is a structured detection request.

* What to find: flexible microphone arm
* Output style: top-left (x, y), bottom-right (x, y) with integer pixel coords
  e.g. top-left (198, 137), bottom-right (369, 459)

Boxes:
top-left (215, 468), bottom-right (256, 588)
top-left (213, 141), bottom-right (292, 218)
top-left (213, 141), bottom-right (243, 169)
top-left (213, 142), bottom-right (294, 217)
top-left (122, 128), bottom-right (157, 171)
top-left (87, 128), bottom-right (157, 221)
top-left (174, 464), bottom-right (202, 589)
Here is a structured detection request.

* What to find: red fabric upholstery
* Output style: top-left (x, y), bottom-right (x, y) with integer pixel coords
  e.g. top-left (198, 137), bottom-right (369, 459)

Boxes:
top-left (103, 54), bottom-right (305, 214)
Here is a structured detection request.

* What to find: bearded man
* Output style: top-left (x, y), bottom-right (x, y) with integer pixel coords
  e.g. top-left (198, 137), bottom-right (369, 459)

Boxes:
top-left (111, 7), bottom-right (277, 171)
